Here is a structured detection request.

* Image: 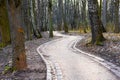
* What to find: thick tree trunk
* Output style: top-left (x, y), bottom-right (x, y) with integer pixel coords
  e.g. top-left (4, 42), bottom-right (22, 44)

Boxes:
top-left (7, 0), bottom-right (27, 70)
top-left (88, 0), bottom-right (105, 44)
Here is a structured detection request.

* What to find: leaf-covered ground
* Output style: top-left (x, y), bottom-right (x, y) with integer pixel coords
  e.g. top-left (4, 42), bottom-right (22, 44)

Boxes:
top-left (0, 32), bottom-right (60, 80)
top-left (76, 33), bottom-right (120, 67)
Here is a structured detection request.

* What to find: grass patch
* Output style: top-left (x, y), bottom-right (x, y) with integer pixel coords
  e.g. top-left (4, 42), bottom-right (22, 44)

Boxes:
top-left (2, 65), bottom-right (11, 74)
top-left (0, 42), bottom-right (6, 48)
top-left (106, 22), bottom-right (115, 32)
top-left (2, 65), bottom-right (17, 75)
top-left (104, 33), bottom-right (120, 42)
top-left (69, 27), bottom-right (91, 34)
top-left (79, 27), bottom-right (91, 33)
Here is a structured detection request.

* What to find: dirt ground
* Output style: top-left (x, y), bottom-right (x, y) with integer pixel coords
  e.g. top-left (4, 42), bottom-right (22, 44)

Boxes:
top-left (0, 32), bottom-right (60, 80)
top-left (76, 33), bottom-right (120, 67)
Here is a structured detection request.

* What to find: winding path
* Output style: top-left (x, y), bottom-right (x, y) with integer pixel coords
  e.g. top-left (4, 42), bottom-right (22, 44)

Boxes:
top-left (40, 32), bottom-right (119, 80)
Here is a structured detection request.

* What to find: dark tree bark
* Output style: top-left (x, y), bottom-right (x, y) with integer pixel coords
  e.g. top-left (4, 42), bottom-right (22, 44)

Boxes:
top-left (7, 0), bottom-right (27, 70)
top-left (63, 0), bottom-right (69, 33)
top-left (48, 0), bottom-right (53, 37)
top-left (88, 0), bottom-right (105, 44)
top-left (81, 0), bottom-right (87, 33)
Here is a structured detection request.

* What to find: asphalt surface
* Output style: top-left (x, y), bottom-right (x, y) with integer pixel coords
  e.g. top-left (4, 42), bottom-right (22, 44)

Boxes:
top-left (41, 32), bottom-right (119, 80)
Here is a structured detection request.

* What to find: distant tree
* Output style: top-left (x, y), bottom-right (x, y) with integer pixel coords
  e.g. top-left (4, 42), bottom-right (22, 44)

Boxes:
top-left (98, 0), bottom-right (102, 18)
top-left (109, 0), bottom-right (114, 23)
top-left (43, 0), bottom-right (48, 31)
top-left (102, 0), bottom-right (107, 27)
top-left (114, 0), bottom-right (120, 33)
top-left (88, 0), bottom-right (105, 44)
top-left (63, 0), bottom-right (69, 33)
top-left (81, 0), bottom-right (87, 33)
top-left (7, 0), bottom-right (27, 70)
top-left (98, 0), bottom-right (106, 32)
top-left (0, 0), bottom-right (11, 47)
top-left (21, 0), bottom-right (32, 40)
top-left (57, 0), bottom-right (63, 31)
top-left (48, 0), bottom-right (53, 37)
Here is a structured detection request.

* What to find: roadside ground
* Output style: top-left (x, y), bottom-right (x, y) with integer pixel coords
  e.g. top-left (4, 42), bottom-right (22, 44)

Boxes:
top-left (0, 32), bottom-right (60, 80)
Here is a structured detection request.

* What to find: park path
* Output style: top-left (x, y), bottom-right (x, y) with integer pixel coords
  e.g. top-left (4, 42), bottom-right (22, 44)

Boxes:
top-left (40, 32), bottom-right (119, 80)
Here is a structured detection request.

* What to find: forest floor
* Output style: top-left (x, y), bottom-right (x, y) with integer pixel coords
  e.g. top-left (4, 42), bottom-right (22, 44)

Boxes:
top-left (75, 32), bottom-right (120, 67)
top-left (0, 31), bottom-right (120, 79)
top-left (0, 32), bottom-right (60, 80)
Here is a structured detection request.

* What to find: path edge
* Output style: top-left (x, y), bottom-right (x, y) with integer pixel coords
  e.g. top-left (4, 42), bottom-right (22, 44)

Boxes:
top-left (37, 46), bottom-right (52, 80)
top-left (73, 38), bottom-right (120, 78)
top-left (36, 36), bottom-right (64, 80)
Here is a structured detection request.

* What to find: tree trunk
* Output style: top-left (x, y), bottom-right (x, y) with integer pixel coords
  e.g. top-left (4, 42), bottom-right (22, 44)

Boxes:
top-left (64, 0), bottom-right (69, 33)
top-left (0, 0), bottom-right (11, 47)
top-left (22, 0), bottom-right (32, 40)
top-left (48, 0), bottom-right (53, 37)
top-left (98, 0), bottom-right (102, 18)
top-left (102, 0), bottom-right (107, 27)
top-left (7, 0), bottom-right (27, 70)
top-left (82, 0), bottom-right (87, 33)
top-left (98, 0), bottom-right (106, 32)
top-left (114, 0), bottom-right (120, 33)
top-left (88, 0), bottom-right (105, 44)
top-left (57, 0), bottom-right (63, 31)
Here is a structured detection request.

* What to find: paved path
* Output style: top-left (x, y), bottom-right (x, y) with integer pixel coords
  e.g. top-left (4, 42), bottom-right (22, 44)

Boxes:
top-left (41, 32), bottom-right (119, 80)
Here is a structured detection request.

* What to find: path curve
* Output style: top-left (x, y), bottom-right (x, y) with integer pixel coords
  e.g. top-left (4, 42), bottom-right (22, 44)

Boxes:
top-left (40, 32), bottom-right (119, 80)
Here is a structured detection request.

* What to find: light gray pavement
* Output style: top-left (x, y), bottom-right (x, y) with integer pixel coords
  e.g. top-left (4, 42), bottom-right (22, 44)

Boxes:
top-left (40, 32), bottom-right (119, 80)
